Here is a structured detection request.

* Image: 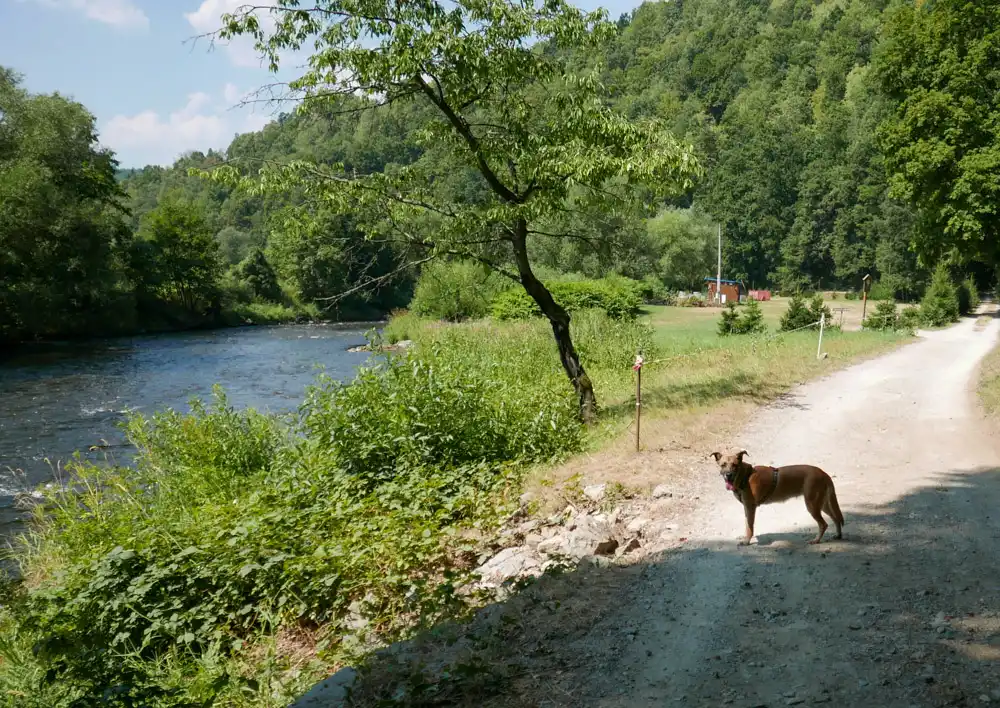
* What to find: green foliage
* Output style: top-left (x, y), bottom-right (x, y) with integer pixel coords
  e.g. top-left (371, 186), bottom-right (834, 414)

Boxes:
top-left (133, 198), bottom-right (223, 315)
top-left (718, 299), bottom-right (767, 336)
top-left (864, 300), bottom-right (899, 331)
top-left (644, 208), bottom-right (718, 291)
top-left (2, 310), bottom-right (654, 703)
top-left (490, 279), bottom-right (642, 321)
top-left (877, 0), bottom-right (1000, 266)
top-left (0, 68), bottom-right (133, 343)
top-left (717, 302), bottom-right (740, 336)
top-left (237, 247), bottom-right (283, 303)
top-left (957, 276), bottom-right (979, 317)
top-left (899, 305), bottom-right (923, 331)
top-left (779, 295), bottom-right (815, 333)
top-left (409, 260), bottom-right (512, 321)
top-left (737, 299), bottom-right (767, 335)
top-left (920, 263), bottom-right (960, 327)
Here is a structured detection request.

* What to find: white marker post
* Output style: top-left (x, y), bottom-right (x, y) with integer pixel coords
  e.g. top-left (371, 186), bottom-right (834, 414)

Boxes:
top-left (816, 313), bottom-right (825, 360)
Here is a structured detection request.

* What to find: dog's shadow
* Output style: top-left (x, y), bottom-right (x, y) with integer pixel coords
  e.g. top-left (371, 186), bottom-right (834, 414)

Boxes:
top-left (752, 531), bottom-right (858, 549)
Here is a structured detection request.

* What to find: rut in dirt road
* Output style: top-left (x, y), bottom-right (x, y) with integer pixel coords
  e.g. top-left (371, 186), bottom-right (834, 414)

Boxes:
top-left (594, 314), bottom-right (1000, 707)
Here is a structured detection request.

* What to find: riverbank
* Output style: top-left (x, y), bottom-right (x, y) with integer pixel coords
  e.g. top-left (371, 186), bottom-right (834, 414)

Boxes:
top-left (0, 306), bottom-right (911, 706)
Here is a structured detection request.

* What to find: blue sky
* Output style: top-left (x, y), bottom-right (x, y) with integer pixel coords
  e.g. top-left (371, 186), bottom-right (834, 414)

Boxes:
top-left (0, 0), bottom-right (643, 168)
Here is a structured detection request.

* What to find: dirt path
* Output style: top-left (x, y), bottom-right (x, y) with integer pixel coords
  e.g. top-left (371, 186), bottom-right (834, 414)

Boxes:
top-left (332, 314), bottom-right (1000, 708)
top-left (575, 313), bottom-right (1000, 707)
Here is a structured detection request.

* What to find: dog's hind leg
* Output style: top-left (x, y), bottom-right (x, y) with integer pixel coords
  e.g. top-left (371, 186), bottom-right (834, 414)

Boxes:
top-left (806, 496), bottom-right (828, 545)
top-left (824, 487), bottom-right (844, 539)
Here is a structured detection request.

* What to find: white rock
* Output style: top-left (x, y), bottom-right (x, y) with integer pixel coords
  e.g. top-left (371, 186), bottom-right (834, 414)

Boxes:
top-left (583, 483), bottom-right (607, 503)
top-left (626, 517), bottom-right (652, 534)
top-left (652, 484), bottom-right (673, 499)
top-left (474, 547), bottom-right (542, 586)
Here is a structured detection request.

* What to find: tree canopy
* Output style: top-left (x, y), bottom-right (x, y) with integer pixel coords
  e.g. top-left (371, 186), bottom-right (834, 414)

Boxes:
top-left (210, 0), bottom-right (702, 418)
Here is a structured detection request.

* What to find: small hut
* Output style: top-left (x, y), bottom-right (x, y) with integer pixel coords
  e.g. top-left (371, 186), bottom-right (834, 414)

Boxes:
top-left (705, 277), bottom-right (745, 305)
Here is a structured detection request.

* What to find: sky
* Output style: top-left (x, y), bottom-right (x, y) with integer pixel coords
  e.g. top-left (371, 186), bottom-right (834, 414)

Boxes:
top-left (0, 0), bottom-right (643, 168)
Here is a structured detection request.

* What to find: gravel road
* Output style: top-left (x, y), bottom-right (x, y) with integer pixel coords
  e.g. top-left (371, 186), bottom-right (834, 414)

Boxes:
top-left (582, 313), bottom-right (1000, 707)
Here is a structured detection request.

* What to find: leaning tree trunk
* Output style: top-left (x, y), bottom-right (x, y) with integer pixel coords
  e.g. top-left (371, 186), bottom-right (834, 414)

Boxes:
top-left (511, 218), bottom-right (597, 423)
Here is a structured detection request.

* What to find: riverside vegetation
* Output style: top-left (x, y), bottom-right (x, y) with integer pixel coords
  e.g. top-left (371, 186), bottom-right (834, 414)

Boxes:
top-left (0, 298), bottom-right (907, 706)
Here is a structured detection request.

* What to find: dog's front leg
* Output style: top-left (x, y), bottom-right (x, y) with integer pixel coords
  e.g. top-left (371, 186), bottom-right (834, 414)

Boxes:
top-left (739, 502), bottom-right (756, 546)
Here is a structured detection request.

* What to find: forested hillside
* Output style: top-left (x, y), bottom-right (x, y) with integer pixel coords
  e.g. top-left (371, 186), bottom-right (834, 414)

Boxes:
top-left (3, 0), bottom-right (997, 346)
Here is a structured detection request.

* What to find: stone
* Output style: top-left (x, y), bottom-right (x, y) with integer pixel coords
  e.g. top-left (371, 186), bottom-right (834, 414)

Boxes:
top-left (617, 537), bottom-right (642, 556)
top-left (583, 483), bottom-right (607, 502)
top-left (519, 491), bottom-right (536, 507)
top-left (626, 516), bottom-right (651, 534)
top-left (536, 514), bottom-right (619, 560)
top-left (652, 484), bottom-right (673, 499)
top-left (290, 667), bottom-right (358, 707)
top-left (474, 547), bottom-right (542, 586)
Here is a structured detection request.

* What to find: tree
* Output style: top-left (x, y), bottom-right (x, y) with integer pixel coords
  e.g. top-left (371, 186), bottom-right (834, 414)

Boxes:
top-left (0, 67), bottom-right (132, 342)
top-left (211, 0), bottom-right (701, 420)
top-left (920, 263), bottom-right (959, 327)
top-left (238, 247), bottom-right (282, 302)
top-left (135, 199), bottom-right (222, 315)
top-left (645, 208), bottom-right (717, 290)
top-left (876, 1), bottom-right (1000, 268)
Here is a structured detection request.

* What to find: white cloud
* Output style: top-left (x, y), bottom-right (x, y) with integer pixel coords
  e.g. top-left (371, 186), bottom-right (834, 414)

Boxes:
top-left (184, 0), bottom-right (270, 68)
top-left (101, 86), bottom-right (273, 166)
top-left (25, 0), bottom-right (149, 30)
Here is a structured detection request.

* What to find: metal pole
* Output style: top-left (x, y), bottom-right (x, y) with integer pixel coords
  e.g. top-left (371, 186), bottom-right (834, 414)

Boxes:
top-left (817, 313), bottom-right (825, 360)
top-left (634, 352), bottom-right (643, 452)
top-left (716, 224), bottom-right (722, 304)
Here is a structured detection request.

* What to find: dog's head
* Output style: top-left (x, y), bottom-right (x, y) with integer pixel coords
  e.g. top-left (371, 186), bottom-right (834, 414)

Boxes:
top-left (710, 450), bottom-right (748, 491)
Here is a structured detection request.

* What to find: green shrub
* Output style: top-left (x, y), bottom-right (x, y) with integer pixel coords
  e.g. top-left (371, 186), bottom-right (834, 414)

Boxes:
top-left (779, 295), bottom-right (814, 332)
top-left (920, 263), bottom-right (960, 327)
top-left (718, 299), bottom-right (766, 336)
top-left (490, 278), bottom-right (641, 321)
top-left (738, 298), bottom-right (767, 334)
top-left (863, 299), bottom-right (899, 331)
top-left (637, 275), bottom-right (673, 305)
top-left (868, 280), bottom-right (896, 302)
top-left (957, 275), bottom-right (979, 316)
top-left (717, 302), bottom-right (740, 336)
top-left (409, 260), bottom-right (511, 321)
top-left (898, 305), bottom-right (922, 331)
top-left (237, 247), bottom-right (283, 302)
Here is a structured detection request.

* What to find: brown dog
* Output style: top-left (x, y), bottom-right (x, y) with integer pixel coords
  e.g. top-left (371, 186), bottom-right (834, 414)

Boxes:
top-left (711, 450), bottom-right (844, 545)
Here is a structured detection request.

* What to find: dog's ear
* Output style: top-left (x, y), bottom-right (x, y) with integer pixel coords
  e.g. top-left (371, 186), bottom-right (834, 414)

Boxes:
top-left (736, 450), bottom-right (749, 462)
top-left (709, 452), bottom-right (721, 462)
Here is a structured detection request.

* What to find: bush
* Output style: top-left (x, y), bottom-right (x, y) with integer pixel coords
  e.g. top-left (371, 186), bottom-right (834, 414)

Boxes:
top-left (237, 247), bottom-right (283, 302)
top-left (920, 263), bottom-right (960, 327)
top-left (409, 260), bottom-right (512, 321)
top-left (863, 299), bottom-right (899, 331)
top-left (739, 298), bottom-right (767, 334)
top-left (868, 280), bottom-right (896, 302)
top-left (899, 305), bottom-right (922, 331)
top-left (957, 276), bottom-right (979, 316)
top-left (636, 275), bottom-right (673, 305)
top-left (779, 295), bottom-right (813, 332)
top-left (718, 299), bottom-right (767, 336)
top-left (717, 302), bottom-right (740, 336)
top-left (491, 278), bottom-right (641, 321)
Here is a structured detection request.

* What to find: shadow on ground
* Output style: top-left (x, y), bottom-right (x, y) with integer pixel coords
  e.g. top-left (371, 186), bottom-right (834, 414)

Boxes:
top-left (296, 467), bottom-right (1000, 707)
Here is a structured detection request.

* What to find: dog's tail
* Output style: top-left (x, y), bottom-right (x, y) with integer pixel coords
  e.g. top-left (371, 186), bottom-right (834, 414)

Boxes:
top-left (825, 485), bottom-right (845, 529)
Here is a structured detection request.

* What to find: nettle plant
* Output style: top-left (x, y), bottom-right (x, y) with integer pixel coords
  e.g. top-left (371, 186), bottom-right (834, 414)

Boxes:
top-left (208, 0), bottom-right (700, 421)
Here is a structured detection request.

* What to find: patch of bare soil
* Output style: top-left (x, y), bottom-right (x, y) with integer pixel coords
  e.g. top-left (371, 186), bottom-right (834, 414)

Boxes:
top-left (298, 313), bottom-right (1000, 708)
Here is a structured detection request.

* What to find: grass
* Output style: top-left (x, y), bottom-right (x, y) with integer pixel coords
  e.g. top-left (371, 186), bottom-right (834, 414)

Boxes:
top-left (0, 302), bottom-right (912, 707)
top-left (977, 314), bottom-right (1000, 415)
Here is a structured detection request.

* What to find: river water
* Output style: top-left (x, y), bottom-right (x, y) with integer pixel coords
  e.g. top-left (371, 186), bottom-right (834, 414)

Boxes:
top-left (0, 324), bottom-right (376, 536)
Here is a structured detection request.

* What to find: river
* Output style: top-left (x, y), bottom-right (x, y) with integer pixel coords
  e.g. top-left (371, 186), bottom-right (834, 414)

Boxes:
top-left (0, 324), bottom-right (376, 536)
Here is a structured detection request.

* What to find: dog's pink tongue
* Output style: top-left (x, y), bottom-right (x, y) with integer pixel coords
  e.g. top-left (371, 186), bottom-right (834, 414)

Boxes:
top-left (725, 481), bottom-right (734, 491)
